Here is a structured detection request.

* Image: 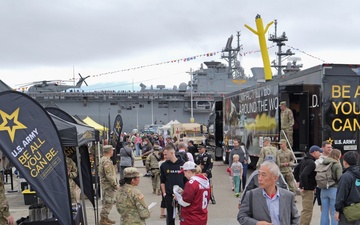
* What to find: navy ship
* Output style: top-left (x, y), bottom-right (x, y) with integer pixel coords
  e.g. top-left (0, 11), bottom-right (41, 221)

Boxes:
top-left (26, 33), bottom-right (260, 132)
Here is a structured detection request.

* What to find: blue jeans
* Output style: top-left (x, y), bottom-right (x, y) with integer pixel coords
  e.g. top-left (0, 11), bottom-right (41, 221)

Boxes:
top-left (242, 163), bottom-right (248, 190)
top-left (320, 187), bottom-right (337, 225)
top-left (135, 143), bottom-right (141, 156)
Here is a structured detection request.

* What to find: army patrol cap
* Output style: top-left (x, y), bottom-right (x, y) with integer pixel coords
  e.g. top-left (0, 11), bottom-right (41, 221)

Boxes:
top-left (264, 137), bottom-right (271, 142)
top-left (103, 145), bottom-right (114, 153)
top-left (124, 167), bottom-right (143, 178)
top-left (278, 139), bottom-right (286, 144)
top-left (279, 101), bottom-right (286, 106)
top-left (153, 144), bottom-right (160, 151)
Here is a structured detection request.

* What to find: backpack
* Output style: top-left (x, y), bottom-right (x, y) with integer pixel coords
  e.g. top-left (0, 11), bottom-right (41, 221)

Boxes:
top-left (315, 162), bottom-right (335, 189)
top-left (175, 151), bottom-right (189, 162)
top-left (293, 160), bottom-right (303, 182)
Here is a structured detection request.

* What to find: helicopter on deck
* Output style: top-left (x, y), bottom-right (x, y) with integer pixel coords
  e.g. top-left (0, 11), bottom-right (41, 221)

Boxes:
top-left (26, 73), bottom-right (90, 93)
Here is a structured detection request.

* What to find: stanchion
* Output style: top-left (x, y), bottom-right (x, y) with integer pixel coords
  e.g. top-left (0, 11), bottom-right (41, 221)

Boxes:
top-left (7, 169), bottom-right (18, 193)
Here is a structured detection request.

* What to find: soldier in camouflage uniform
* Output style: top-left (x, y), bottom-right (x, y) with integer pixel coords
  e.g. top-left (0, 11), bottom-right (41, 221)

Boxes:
top-left (276, 139), bottom-right (296, 194)
top-left (99, 145), bottom-right (119, 225)
top-left (279, 101), bottom-right (294, 147)
top-left (0, 175), bottom-right (14, 225)
top-left (116, 167), bottom-right (150, 225)
top-left (66, 156), bottom-right (78, 203)
top-left (145, 145), bottom-right (161, 195)
top-left (256, 137), bottom-right (278, 169)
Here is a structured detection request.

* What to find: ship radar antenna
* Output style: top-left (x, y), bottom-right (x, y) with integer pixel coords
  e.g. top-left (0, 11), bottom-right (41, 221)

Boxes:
top-left (221, 31), bottom-right (245, 79)
top-left (268, 19), bottom-right (302, 76)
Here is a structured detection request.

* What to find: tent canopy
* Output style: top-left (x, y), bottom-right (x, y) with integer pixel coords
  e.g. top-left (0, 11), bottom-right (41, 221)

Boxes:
top-left (46, 107), bottom-right (97, 146)
top-left (50, 113), bottom-right (78, 147)
top-left (0, 80), bottom-right (12, 92)
top-left (83, 116), bottom-right (108, 132)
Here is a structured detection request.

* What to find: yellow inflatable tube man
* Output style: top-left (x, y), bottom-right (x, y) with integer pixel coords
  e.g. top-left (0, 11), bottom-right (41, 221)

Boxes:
top-left (245, 14), bottom-right (274, 80)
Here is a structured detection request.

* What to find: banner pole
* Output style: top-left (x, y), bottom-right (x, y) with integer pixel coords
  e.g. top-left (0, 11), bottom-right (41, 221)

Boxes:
top-left (76, 146), bottom-right (88, 225)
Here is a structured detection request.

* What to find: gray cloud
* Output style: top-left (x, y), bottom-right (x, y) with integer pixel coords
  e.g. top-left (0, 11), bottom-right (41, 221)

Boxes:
top-left (0, 0), bottom-right (359, 86)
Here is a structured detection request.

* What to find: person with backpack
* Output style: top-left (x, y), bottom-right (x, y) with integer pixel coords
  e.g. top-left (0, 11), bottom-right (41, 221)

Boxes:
top-left (176, 142), bottom-right (193, 162)
top-left (298, 145), bottom-right (322, 225)
top-left (335, 151), bottom-right (360, 224)
top-left (317, 149), bottom-right (342, 225)
top-left (315, 141), bottom-right (334, 209)
top-left (145, 144), bottom-right (162, 195)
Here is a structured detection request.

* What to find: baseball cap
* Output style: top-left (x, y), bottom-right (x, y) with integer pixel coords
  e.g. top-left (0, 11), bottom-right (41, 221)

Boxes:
top-left (264, 155), bottom-right (276, 162)
top-left (179, 161), bottom-right (197, 173)
top-left (309, 145), bottom-right (323, 153)
top-left (278, 139), bottom-right (286, 144)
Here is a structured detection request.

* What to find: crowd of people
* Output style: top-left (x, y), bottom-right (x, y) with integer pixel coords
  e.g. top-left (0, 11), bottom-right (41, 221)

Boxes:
top-left (94, 131), bottom-right (360, 225)
top-left (91, 132), bottom-right (215, 225)
top-left (232, 137), bottom-right (360, 225)
top-left (3, 125), bottom-right (359, 225)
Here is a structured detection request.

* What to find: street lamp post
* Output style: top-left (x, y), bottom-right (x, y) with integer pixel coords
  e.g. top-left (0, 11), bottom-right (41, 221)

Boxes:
top-left (136, 106), bottom-right (139, 130)
top-left (188, 68), bottom-right (194, 123)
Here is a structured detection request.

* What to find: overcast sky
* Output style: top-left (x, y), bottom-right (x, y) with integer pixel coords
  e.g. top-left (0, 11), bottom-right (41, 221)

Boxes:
top-left (1, 0), bottom-right (359, 91)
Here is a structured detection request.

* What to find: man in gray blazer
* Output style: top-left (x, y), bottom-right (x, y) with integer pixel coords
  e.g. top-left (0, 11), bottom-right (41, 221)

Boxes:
top-left (238, 161), bottom-right (299, 225)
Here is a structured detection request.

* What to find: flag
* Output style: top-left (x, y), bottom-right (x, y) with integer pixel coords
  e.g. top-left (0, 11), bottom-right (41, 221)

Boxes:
top-left (0, 91), bottom-right (72, 225)
top-left (112, 114), bottom-right (123, 165)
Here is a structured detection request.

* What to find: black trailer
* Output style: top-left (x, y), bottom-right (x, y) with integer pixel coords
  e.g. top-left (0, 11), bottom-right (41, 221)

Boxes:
top-left (221, 64), bottom-right (360, 167)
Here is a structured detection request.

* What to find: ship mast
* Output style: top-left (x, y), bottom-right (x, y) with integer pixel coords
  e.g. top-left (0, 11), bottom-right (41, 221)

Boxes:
top-left (268, 20), bottom-right (301, 76)
top-left (221, 31), bottom-right (245, 79)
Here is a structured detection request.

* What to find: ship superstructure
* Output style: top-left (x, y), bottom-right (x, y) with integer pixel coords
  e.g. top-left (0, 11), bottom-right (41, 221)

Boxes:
top-left (27, 33), bottom-right (257, 132)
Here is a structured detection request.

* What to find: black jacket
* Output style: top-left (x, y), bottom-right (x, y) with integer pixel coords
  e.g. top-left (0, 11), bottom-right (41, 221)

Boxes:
top-left (195, 152), bottom-right (213, 179)
top-left (299, 154), bottom-right (317, 190)
top-left (335, 165), bottom-right (360, 213)
top-left (160, 158), bottom-right (185, 195)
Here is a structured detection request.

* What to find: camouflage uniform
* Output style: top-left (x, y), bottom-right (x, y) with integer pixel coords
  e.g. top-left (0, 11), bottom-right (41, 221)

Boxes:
top-left (99, 153), bottom-right (118, 221)
top-left (256, 145), bottom-right (278, 168)
top-left (66, 156), bottom-right (78, 203)
top-left (280, 107), bottom-right (294, 147)
top-left (0, 176), bottom-right (10, 225)
top-left (276, 148), bottom-right (296, 193)
top-left (145, 150), bottom-right (161, 195)
top-left (116, 183), bottom-right (150, 225)
top-left (116, 167), bottom-right (150, 225)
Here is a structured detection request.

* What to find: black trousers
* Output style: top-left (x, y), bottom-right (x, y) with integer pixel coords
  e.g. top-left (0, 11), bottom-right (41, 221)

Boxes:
top-left (164, 194), bottom-right (178, 225)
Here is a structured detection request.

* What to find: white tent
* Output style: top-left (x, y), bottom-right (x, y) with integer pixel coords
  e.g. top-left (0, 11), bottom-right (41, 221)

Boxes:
top-left (159, 120), bottom-right (180, 138)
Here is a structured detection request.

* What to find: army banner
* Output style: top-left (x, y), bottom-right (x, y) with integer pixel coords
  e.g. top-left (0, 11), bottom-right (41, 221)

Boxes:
top-left (0, 91), bottom-right (72, 225)
top-left (112, 114), bottom-right (123, 164)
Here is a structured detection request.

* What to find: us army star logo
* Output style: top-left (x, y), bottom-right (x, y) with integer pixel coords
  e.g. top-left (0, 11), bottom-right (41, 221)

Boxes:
top-left (0, 107), bottom-right (27, 142)
top-left (116, 121), bottom-right (121, 131)
top-left (327, 137), bottom-right (333, 145)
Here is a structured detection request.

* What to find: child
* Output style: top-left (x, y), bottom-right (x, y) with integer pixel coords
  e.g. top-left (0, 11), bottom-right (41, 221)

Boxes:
top-left (231, 154), bottom-right (243, 197)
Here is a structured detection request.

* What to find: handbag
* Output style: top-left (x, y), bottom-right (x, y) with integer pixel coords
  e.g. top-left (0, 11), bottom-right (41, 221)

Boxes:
top-left (343, 202), bottom-right (360, 222)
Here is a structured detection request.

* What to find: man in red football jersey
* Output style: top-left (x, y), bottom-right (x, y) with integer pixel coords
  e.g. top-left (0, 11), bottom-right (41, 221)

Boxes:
top-left (174, 161), bottom-right (211, 225)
